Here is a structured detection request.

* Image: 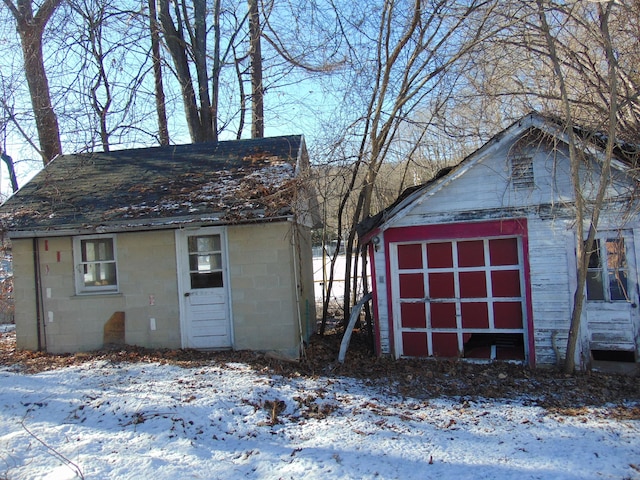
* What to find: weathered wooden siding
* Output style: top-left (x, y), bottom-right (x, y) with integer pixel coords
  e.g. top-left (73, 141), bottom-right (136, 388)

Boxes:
top-left (525, 217), bottom-right (574, 365)
top-left (371, 244), bottom-right (391, 354)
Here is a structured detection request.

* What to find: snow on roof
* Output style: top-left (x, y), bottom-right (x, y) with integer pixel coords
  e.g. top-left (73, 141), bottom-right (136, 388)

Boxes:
top-left (0, 136), bottom-right (307, 234)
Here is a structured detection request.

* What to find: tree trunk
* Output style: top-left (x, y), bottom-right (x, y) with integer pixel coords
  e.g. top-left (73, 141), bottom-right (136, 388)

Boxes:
top-left (148, 0), bottom-right (170, 145)
top-left (210, 0), bottom-right (221, 140)
top-left (158, 0), bottom-right (205, 143)
top-left (248, 0), bottom-right (264, 138)
top-left (192, 0), bottom-right (215, 141)
top-left (4, 0), bottom-right (63, 165)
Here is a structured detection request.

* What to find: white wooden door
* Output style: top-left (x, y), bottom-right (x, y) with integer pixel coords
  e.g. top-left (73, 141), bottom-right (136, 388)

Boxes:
top-left (585, 232), bottom-right (639, 358)
top-left (176, 228), bottom-right (231, 349)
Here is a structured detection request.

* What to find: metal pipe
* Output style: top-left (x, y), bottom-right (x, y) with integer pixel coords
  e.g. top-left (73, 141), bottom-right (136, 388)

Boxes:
top-left (32, 237), bottom-right (46, 351)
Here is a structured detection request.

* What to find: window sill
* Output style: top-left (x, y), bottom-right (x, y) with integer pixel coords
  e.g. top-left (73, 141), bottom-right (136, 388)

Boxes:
top-left (72, 292), bottom-right (122, 299)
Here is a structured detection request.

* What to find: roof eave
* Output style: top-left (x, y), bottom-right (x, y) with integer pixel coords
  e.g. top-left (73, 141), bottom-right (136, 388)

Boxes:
top-left (6, 213), bottom-right (296, 239)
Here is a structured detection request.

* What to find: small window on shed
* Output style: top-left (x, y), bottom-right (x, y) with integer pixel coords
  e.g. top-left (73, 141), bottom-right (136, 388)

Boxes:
top-left (73, 234), bottom-right (118, 294)
top-left (510, 156), bottom-right (534, 189)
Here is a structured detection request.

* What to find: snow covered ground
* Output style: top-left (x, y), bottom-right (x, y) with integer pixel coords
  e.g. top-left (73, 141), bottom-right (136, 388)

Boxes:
top-left (1, 359), bottom-right (638, 480)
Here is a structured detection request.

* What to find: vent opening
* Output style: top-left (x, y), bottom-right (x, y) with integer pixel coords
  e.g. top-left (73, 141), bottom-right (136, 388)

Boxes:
top-left (510, 156), bottom-right (534, 189)
top-left (591, 349), bottom-right (636, 363)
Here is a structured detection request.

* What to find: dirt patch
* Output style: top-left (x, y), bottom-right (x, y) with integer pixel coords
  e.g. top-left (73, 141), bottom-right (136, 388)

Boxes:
top-left (1, 329), bottom-right (638, 412)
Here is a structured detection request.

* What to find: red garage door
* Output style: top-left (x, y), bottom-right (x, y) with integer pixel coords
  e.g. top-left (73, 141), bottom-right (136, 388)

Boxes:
top-left (392, 237), bottom-right (527, 361)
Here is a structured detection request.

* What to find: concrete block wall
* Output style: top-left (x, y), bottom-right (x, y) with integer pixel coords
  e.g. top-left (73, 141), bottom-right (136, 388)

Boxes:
top-left (11, 239), bottom-right (38, 351)
top-left (227, 222), bottom-right (301, 356)
top-left (16, 230), bottom-right (181, 354)
top-left (117, 230), bottom-right (181, 349)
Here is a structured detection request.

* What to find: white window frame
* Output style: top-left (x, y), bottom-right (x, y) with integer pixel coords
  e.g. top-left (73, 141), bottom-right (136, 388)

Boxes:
top-left (586, 236), bottom-right (629, 303)
top-left (73, 234), bottom-right (119, 294)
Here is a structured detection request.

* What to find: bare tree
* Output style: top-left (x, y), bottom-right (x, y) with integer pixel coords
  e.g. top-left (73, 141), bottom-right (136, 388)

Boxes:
top-left (535, 0), bottom-right (623, 372)
top-left (330, 0), bottom-right (503, 325)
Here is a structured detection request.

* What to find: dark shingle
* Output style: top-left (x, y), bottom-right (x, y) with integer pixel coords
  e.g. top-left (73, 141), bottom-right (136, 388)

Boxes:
top-left (0, 136), bottom-right (305, 234)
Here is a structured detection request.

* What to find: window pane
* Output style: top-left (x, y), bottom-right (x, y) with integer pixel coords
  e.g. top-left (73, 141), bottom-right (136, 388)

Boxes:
top-left (189, 253), bottom-right (222, 272)
top-left (609, 270), bottom-right (628, 301)
top-left (198, 236), bottom-right (213, 252)
top-left (188, 235), bottom-right (221, 254)
top-left (81, 242), bottom-right (93, 262)
top-left (190, 271), bottom-right (223, 289)
top-left (197, 254), bottom-right (211, 272)
top-left (586, 269), bottom-right (604, 300)
top-left (605, 239), bottom-right (626, 270)
top-left (587, 242), bottom-right (601, 269)
top-left (188, 237), bottom-right (197, 253)
top-left (82, 239), bottom-right (114, 262)
top-left (83, 262), bottom-right (117, 287)
top-left (211, 253), bottom-right (222, 269)
top-left (188, 254), bottom-right (199, 271)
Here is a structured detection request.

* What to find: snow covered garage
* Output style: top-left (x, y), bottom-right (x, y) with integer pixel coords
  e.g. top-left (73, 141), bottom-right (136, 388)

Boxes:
top-left (358, 113), bottom-right (640, 369)
top-left (0, 136), bottom-right (318, 358)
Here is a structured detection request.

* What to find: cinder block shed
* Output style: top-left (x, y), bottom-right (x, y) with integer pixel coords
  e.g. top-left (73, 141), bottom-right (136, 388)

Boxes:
top-left (0, 136), bottom-right (319, 359)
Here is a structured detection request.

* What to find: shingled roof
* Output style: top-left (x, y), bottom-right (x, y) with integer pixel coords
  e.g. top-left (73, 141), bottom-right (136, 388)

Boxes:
top-left (0, 135), bottom-right (311, 237)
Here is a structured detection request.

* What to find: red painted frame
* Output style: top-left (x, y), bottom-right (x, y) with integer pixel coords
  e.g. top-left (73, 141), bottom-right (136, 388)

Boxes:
top-left (380, 219), bottom-right (535, 367)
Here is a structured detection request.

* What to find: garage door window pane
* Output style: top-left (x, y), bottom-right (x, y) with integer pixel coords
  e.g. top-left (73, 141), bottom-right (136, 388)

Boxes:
top-left (459, 271), bottom-right (487, 297)
top-left (399, 273), bottom-right (424, 298)
top-left (461, 302), bottom-right (489, 328)
top-left (493, 302), bottom-right (523, 329)
top-left (426, 242), bottom-right (453, 268)
top-left (428, 272), bottom-right (455, 298)
top-left (489, 238), bottom-right (519, 265)
top-left (491, 270), bottom-right (521, 297)
top-left (402, 332), bottom-right (428, 356)
top-left (458, 240), bottom-right (485, 267)
top-left (400, 303), bottom-right (427, 328)
top-left (430, 302), bottom-right (457, 328)
top-left (431, 332), bottom-right (458, 357)
top-left (398, 244), bottom-right (423, 269)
